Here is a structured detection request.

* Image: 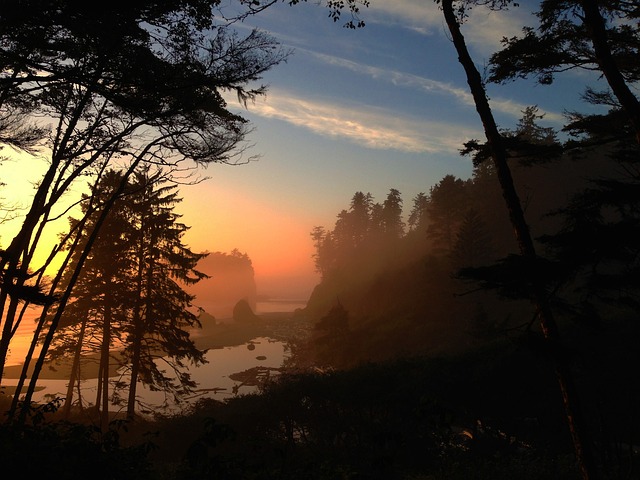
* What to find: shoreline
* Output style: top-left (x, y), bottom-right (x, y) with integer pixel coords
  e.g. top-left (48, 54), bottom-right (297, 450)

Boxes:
top-left (2, 311), bottom-right (308, 381)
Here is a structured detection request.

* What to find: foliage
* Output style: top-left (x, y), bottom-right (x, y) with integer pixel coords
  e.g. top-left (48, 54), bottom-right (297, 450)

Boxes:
top-left (449, 208), bottom-right (494, 269)
top-left (0, 410), bottom-right (155, 479)
top-left (488, 0), bottom-right (640, 143)
top-left (538, 106), bottom-right (640, 325)
top-left (147, 351), bottom-right (603, 479)
top-left (0, 0), bottom-right (288, 385)
top-left (48, 169), bottom-right (208, 417)
top-left (489, 1), bottom-right (640, 86)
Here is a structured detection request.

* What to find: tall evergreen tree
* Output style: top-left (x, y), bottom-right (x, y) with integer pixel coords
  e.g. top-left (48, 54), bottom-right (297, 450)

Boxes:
top-left (381, 188), bottom-right (404, 240)
top-left (450, 209), bottom-right (494, 270)
top-left (122, 171), bottom-right (208, 419)
top-left (426, 175), bottom-right (469, 254)
top-left (27, 170), bottom-right (139, 425)
top-left (349, 191), bottom-right (373, 248)
top-left (43, 170), bottom-right (208, 423)
top-left (407, 192), bottom-right (429, 234)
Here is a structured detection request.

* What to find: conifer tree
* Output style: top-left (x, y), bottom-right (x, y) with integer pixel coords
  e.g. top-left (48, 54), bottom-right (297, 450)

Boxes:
top-left (381, 188), bottom-right (404, 240)
top-left (407, 192), bottom-right (429, 234)
top-left (426, 175), bottom-right (469, 254)
top-left (450, 209), bottom-right (494, 270)
top-left (33, 170), bottom-right (134, 421)
top-left (43, 169), bottom-right (207, 422)
top-left (122, 171), bottom-right (207, 419)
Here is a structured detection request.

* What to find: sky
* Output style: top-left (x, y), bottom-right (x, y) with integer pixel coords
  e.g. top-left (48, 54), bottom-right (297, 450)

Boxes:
top-left (0, 0), bottom-right (606, 301)
top-left (177, 0), bottom-right (605, 299)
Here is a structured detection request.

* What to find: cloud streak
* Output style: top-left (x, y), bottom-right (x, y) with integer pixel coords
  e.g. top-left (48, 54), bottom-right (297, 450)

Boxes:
top-left (233, 89), bottom-right (481, 155)
top-left (309, 52), bottom-right (565, 123)
top-left (365, 0), bottom-right (535, 54)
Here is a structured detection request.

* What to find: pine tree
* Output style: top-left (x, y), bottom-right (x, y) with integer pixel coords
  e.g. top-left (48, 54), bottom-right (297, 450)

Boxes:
top-left (407, 192), bottom-right (429, 233)
top-left (46, 170), bottom-right (133, 421)
top-left (450, 209), bottom-right (494, 270)
top-left (349, 191), bottom-right (373, 248)
top-left (426, 175), bottom-right (469, 255)
top-left (45, 169), bottom-right (208, 422)
top-left (381, 188), bottom-right (404, 240)
top-left (122, 171), bottom-right (208, 418)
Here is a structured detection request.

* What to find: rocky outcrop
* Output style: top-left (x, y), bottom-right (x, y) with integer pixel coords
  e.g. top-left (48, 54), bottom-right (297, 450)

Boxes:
top-left (188, 250), bottom-right (257, 319)
top-left (233, 299), bottom-right (260, 324)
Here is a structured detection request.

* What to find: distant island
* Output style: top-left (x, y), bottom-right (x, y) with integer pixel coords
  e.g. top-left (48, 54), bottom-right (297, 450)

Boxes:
top-left (186, 249), bottom-right (257, 319)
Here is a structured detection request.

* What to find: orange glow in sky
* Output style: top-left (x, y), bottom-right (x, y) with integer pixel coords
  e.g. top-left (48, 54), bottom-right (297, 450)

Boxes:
top-left (180, 178), bottom-right (319, 298)
top-left (0, 149), bottom-right (320, 302)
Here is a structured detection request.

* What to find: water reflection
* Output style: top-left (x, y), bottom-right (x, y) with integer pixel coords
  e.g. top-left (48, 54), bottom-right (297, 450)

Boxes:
top-left (3, 337), bottom-right (288, 414)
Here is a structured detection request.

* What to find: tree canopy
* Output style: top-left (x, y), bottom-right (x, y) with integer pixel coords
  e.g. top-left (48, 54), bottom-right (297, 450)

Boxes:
top-left (0, 0), bottom-right (287, 387)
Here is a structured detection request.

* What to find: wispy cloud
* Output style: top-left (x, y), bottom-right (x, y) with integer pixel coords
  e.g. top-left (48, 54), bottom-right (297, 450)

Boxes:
top-left (365, 0), bottom-right (534, 54)
top-left (230, 89), bottom-right (481, 155)
top-left (308, 52), bottom-right (564, 123)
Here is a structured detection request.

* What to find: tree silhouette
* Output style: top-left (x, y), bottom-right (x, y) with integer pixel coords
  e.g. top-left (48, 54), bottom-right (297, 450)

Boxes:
top-left (349, 191), bottom-right (373, 248)
top-left (407, 192), bottom-right (430, 234)
top-left (122, 170), bottom-right (207, 420)
top-left (381, 188), bottom-right (404, 240)
top-left (450, 209), bottom-right (494, 270)
top-left (53, 171), bottom-right (134, 423)
top-left (489, 0), bottom-right (640, 143)
top-left (539, 102), bottom-right (640, 326)
top-left (440, 1), bottom-right (598, 477)
top-left (35, 170), bottom-right (207, 425)
top-left (0, 1), bottom-right (287, 384)
top-left (426, 175), bottom-right (469, 255)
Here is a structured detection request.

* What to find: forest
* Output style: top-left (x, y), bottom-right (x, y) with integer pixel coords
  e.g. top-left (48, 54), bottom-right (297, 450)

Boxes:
top-left (0, 1), bottom-right (639, 479)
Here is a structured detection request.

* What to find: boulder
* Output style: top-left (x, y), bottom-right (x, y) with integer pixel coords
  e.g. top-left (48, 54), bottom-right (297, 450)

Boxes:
top-left (233, 299), bottom-right (260, 324)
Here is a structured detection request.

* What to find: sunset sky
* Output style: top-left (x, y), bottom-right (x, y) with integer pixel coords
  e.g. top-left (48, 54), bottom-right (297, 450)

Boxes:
top-left (0, 0), bottom-right (605, 300)
top-left (177, 0), bottom-right (605, 299)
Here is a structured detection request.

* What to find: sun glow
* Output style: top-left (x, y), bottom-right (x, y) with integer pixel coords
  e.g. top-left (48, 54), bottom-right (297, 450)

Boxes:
top-left (179, 179), bottom-right (318, 297)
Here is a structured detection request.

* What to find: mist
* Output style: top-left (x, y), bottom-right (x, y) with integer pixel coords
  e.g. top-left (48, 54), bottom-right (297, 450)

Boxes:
top-left (2, 2), bottom-right (640, 479)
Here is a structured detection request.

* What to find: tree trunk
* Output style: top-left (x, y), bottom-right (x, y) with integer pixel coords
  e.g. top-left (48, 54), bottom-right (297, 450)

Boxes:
top-left (126, 321), bottom-right (142, 420)
top-left (62, 317), bottom-right (88, 419)
top-left (17, 157), bottom-right (143, 424)
top-left (6, 214), bottom-right (88, 421)
top-left (100, 302), bottom-right (111, 432)
top-left (126, 228), bottom-right (149, 420)
top-left (579, 0), bottom-right (640, 144)
top-left (95, 362), bottom-right (103, 412)
top-left (440, 1), bottom-right (599, 479)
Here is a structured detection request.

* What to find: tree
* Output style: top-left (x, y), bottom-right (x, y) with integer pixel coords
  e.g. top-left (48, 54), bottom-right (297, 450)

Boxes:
top-left (439, 1), bottom-right (598, 478)
top-left (310, 226), bottom-right (337, 279)
top-left (381, 188), bottom-right (404, 240)
top-left (0, 0), bottom-right (287, 384)
top-left (368, 201), bottom-right (385, 240)
top-left (122, 171), bottom-right (208, 420)
top-left (52, 171), bottom-right (134, 422)
top-left (538, 99), bottom-right (640, 325)
top-left (489, 0), bottom-right (640, 143)
top-left (349, 191), bottom-right (373, 248)
top-left (426, 175), bottom-right (469, 254)
top-left (38, 170), bottom-right (207, 425)
top-left (450, 208), bottom-right (494, 270)
top-left (407, 192), bottom-right (430, 234)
